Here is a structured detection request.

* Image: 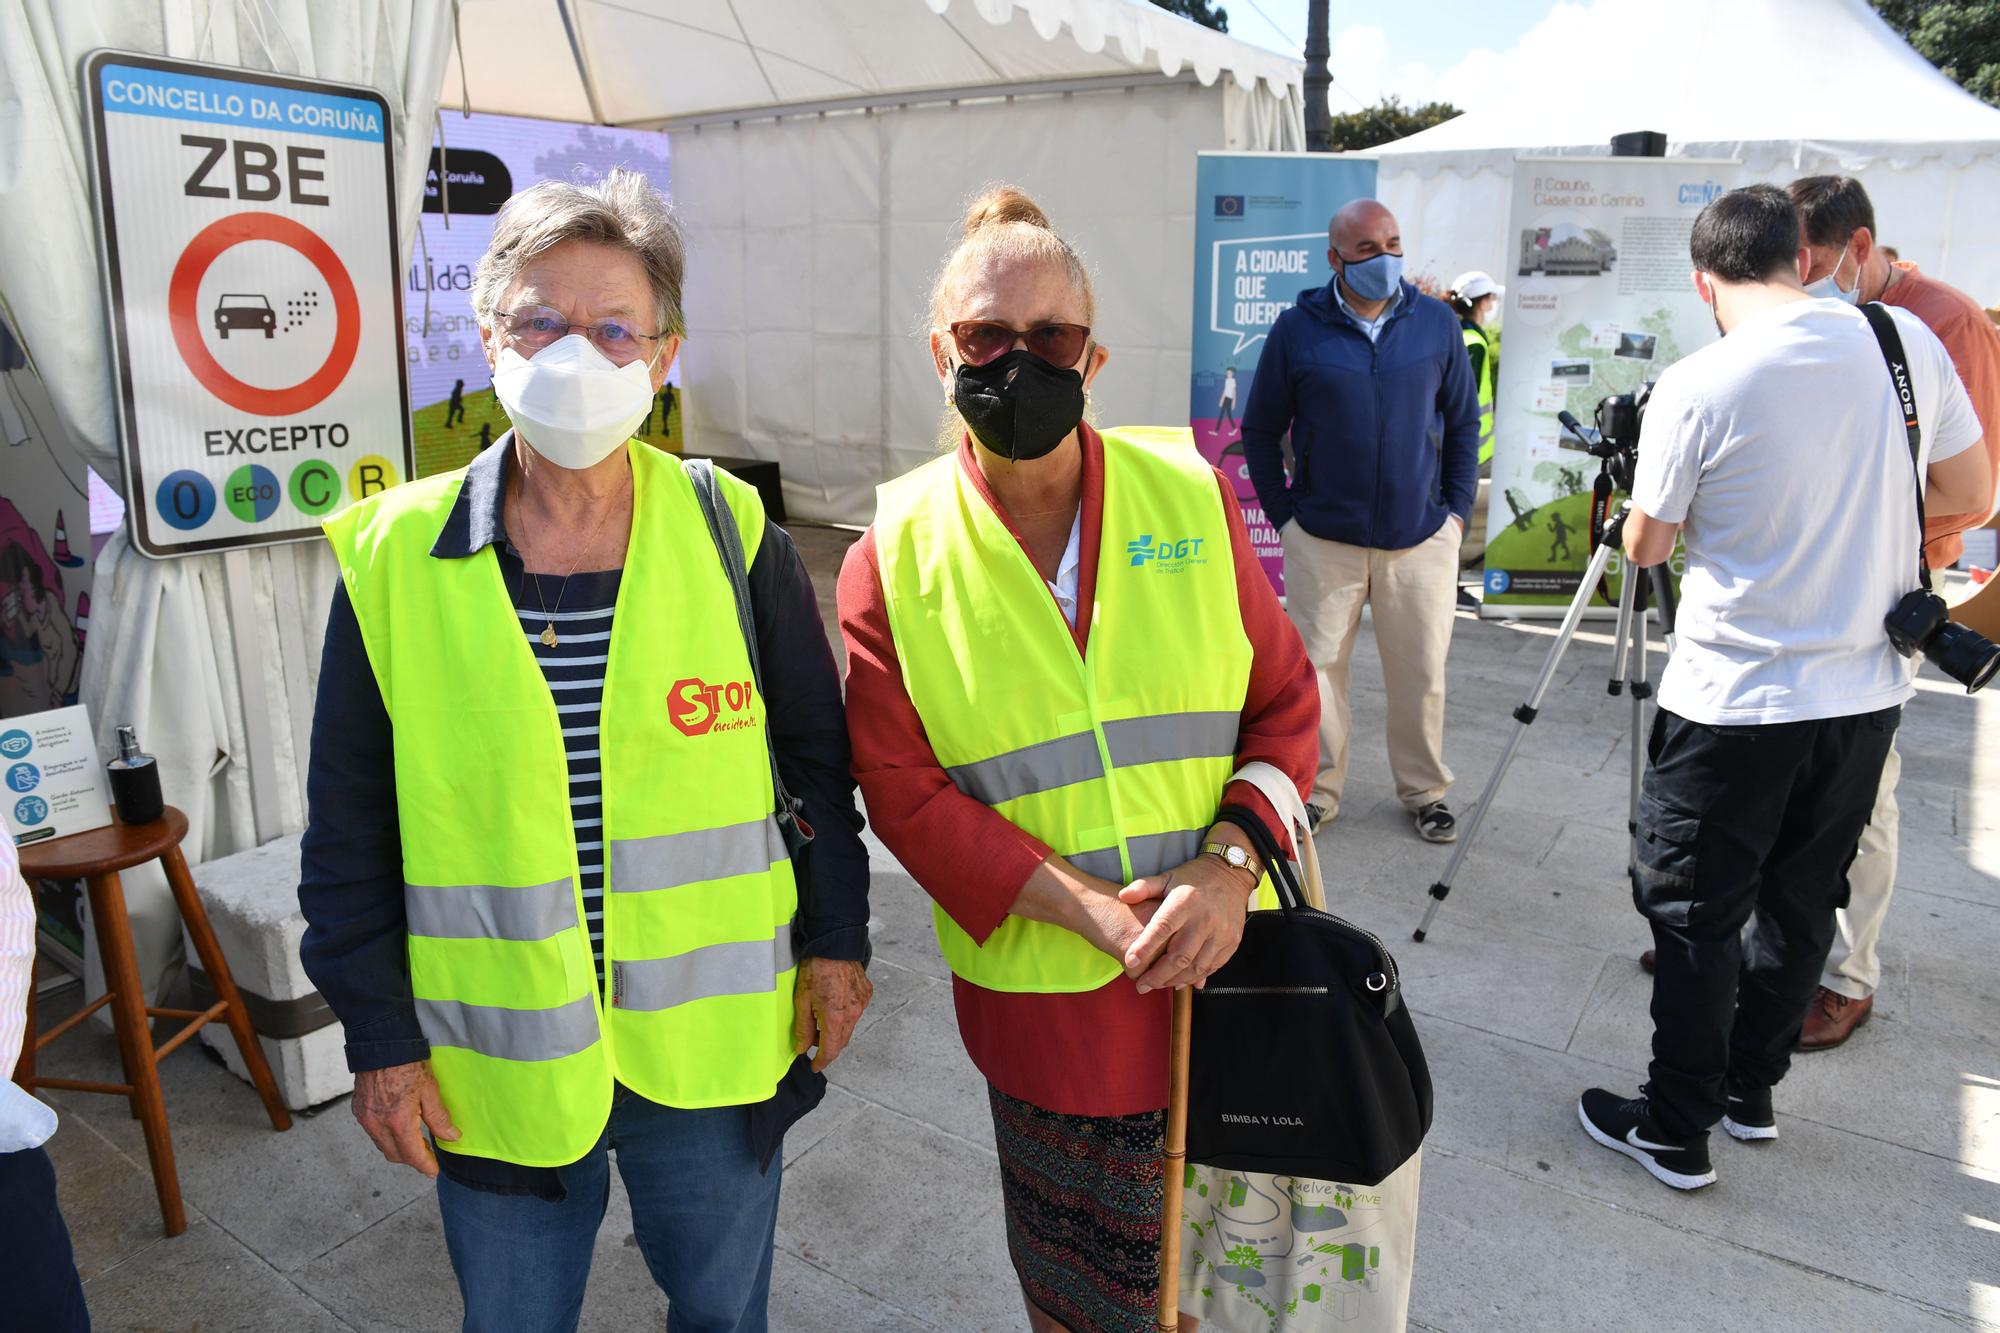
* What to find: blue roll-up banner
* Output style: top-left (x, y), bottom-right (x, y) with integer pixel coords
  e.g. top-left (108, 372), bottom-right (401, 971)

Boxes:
top-left (1190, 152), bottom-right (1378, 597)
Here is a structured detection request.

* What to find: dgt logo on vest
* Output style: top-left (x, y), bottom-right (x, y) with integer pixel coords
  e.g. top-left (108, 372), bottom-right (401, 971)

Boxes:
top-left (668, 678), bottom-right (762, 737)
top-left (1126, 533), bottom-right (1209, 572)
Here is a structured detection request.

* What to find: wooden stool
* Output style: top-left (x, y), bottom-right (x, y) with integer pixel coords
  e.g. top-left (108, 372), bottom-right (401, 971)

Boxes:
top-left (13, 807), bottom-right (291, 1236)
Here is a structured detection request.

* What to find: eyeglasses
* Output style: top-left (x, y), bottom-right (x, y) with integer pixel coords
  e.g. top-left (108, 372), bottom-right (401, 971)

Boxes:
top-left (947, 320), bottom-right (1091, 369)
top-left (495, 305), bottom-right (669, 365)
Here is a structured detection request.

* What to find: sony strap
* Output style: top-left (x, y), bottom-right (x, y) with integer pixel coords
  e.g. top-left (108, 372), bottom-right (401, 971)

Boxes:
top-left (1858, 301), bottom-right (1931, 593)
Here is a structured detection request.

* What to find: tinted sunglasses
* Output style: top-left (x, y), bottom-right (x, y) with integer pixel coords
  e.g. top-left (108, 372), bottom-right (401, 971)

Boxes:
top-left (948, 320), bottom-right (1091, 369)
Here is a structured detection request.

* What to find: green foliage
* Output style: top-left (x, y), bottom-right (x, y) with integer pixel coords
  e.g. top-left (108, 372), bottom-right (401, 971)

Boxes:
top-left (1872, 1), bottom-right (2000, 106)
top-left (1328, 95), bottom-right (1464, 151)
top-left (1149, 0), bottom-right (1228, 32)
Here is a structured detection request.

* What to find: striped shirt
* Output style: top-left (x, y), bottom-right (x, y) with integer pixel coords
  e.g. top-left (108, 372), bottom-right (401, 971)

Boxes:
top-left (514, 568), bottom-right (621, 981)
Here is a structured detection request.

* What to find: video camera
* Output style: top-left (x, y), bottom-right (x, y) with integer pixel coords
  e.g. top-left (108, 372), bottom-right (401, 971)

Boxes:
top-left (1557, 383), bottom-right (1651, 495)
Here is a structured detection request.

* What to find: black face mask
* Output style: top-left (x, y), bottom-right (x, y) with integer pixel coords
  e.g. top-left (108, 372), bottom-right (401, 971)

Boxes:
top-left (953, 349), bottom-right (1087, 462)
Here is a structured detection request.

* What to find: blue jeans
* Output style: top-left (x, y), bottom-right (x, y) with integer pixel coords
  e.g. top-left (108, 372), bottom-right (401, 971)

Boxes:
top-left (437, 1088), bottom-right (781, 1333)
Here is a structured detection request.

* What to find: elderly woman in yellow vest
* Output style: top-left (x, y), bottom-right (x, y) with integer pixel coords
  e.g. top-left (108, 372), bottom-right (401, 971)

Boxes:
top-left (838, 187), bottom-right (1319, 1333)
top-left (299, 169), bottom-right (872, 1333)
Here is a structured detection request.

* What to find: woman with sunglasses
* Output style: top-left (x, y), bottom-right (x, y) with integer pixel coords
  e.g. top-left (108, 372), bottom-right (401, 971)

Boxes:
top-left (300, 169), bottom-right (872, 1331)
top-left (838, 186), bottom-right (1318, 1333)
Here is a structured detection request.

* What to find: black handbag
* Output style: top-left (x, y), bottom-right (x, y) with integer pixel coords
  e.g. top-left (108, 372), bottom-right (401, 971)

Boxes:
top-left (1184, 793), bottom-right (1432, 1188)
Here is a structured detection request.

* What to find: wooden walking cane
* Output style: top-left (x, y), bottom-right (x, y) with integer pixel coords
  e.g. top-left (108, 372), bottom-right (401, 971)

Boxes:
top-left (1157, 985), bottom-right (1193, 1333)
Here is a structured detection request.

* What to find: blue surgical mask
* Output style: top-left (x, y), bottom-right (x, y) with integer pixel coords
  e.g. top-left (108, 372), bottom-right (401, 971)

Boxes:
top-left (1336, 250), bottom-right (1404, 303)
top-left (1804, 243), bottom-right (1861, 305)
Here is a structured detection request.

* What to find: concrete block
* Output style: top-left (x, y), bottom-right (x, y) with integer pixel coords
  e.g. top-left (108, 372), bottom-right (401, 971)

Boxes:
top-left (188, 833), bottom-right (354, 1110)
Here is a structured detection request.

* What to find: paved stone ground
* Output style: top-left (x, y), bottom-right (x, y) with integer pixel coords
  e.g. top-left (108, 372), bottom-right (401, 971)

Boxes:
top-left (34, 525), bottom-right (2000, 1332)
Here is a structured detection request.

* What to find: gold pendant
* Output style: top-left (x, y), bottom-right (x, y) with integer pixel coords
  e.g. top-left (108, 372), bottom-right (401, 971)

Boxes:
top-left (540, 624), bottom-right (559, 648)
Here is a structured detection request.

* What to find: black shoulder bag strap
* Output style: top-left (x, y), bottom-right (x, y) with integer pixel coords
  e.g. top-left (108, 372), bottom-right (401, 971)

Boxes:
top-left (682, 458), bottom-right (815, 861)
top-left (1859, 301), bottom-right (1932, 594)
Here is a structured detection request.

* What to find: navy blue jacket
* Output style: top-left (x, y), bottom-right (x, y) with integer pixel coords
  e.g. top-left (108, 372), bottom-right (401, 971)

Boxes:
top-left (298, 438), bottom-right (868, 1194)
top-left (1241, 280), bottom-right (1482, 550)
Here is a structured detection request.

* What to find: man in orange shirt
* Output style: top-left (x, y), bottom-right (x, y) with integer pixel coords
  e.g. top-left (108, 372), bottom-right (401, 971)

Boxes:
top-left (1788, 175), bottom-right (2000, 1047)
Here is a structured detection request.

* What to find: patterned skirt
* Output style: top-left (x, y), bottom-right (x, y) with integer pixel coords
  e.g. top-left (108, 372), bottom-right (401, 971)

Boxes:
top-left (988, 1085), bottom-right (1165, 1333)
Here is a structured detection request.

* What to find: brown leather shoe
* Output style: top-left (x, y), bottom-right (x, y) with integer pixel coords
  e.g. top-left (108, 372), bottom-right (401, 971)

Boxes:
top-left (1798, 987), bottom-right (1872, 1051)
top-left (1640, 949), bottom-right (1656, 975)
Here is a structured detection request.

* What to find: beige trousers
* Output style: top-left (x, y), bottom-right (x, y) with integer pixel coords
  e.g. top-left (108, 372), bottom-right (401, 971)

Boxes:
top-left (1821, 740), bottom-right (1900, 1000)
top-left (1282, 519), bottom-right (1459, 815)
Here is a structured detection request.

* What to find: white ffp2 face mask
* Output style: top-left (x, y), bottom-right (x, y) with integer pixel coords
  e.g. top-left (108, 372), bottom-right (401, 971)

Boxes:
top-left (491, 334), bottom-right (655, 470)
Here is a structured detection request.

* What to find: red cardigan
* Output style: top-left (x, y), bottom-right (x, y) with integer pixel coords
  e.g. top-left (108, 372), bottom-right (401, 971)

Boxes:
top-left (837, 426), bottom-right (1319, 1115)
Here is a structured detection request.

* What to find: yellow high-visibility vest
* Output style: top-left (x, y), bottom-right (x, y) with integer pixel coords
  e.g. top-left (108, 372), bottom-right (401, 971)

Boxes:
top-left (324, 441), bottom-right (797, 1166)
top-left (873, 427), bottom-right (1266, 994)
top-left (1463, 323), bottom-right (1496, 465)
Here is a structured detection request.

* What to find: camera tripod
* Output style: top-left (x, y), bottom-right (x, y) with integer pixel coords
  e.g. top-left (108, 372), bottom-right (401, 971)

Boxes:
top-left (1412, 500), bottom-right (1679, 943)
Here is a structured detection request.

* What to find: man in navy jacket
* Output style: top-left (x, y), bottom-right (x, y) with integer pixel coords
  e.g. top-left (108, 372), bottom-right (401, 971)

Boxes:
top-left (1243, 199), bottom-right (1481, 842)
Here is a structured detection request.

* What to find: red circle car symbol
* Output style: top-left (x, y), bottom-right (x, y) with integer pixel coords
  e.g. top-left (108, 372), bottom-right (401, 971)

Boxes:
top-left (167, 212), bottom-right (360, 416)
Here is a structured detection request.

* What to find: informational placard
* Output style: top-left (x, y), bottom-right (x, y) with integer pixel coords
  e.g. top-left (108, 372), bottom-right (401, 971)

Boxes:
top-left (1190, 153), bottom-right (1378, 597)
top-left (3, 705), bottom-right (113, 847)
top-left (409, 113), bottom-right (679, 478)
top-left (1480, 156), bottom-right (1741, 616)
top-left (84, 52), bottom-right (412, 558)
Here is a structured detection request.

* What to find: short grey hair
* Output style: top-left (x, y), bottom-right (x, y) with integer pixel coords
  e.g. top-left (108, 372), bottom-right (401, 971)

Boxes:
top-left (471, 168), bottom-right (687, 336)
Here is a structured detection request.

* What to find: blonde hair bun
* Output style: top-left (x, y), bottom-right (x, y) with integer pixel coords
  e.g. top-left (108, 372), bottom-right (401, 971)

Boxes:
top-left (962, 185), bottom-right (1050, 237)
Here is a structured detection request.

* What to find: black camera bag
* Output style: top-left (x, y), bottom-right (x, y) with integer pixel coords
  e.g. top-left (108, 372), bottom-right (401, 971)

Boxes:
top-left (1185, 808), bottom-right (1431, 1187)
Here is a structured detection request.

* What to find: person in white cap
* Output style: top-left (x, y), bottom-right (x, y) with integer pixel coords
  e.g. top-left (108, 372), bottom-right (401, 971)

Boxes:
top-left (1448, 271), bottom-right (1503, 577)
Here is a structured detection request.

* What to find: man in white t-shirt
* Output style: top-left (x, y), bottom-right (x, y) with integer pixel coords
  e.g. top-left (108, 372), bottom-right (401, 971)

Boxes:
top-left (1576, 185), bottom-right (1989, 1192)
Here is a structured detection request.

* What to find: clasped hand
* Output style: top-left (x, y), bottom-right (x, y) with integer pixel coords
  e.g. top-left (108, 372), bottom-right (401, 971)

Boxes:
top-left (1105, 854), bottom-right (1255, 992)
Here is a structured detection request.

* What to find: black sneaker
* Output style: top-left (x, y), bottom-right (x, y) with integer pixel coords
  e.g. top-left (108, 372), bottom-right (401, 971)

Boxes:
top-left (1414, 802), bottom-right (1457, 843)
top-left (1305, 803), bottom-right (1328, 834)
top-left (1722, 1084), bottom-right (1777, 1142)
top-left (1577, 1088), bottom-right (1716, 1190)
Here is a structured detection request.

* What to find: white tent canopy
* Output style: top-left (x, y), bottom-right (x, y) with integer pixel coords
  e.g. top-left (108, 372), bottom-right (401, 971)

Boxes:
top-left (440, 0), bottom-right (1301, 125)
top-left (1367, 0), bottom-right (2000, 303)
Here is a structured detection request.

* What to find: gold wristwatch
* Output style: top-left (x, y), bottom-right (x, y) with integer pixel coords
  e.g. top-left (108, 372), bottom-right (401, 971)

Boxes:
top-left (1203, 841), bottom-right (1260, 880)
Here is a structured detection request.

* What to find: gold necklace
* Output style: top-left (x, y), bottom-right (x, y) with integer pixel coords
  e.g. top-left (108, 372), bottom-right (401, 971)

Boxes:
top-left (521, 471), bottom-right (628, 648)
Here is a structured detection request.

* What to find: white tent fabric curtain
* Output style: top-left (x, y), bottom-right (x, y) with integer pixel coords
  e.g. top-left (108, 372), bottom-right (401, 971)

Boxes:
top-left (1361, 0), bottom-right (2000, 301)
top-left (0, 0), bottom-right (452, 1000)
top-left (671, 72), bottom-right (1301, 525)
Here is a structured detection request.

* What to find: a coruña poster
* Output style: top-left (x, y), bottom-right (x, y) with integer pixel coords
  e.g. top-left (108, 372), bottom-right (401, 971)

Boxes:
top-left (1481, 156), bottom-right (1742, 615)
top-left (1190, 153), bottom-right (1378, 597)
top-left (410, 114), bottom-right (680, 478)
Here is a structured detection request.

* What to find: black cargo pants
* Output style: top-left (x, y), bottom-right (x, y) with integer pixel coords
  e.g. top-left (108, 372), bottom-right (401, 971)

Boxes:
top-left (1632, 704), bottom-right (1899, 1138)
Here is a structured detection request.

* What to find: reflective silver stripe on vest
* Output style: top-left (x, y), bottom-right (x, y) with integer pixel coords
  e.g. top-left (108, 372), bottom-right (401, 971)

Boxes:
top-left (404, 879), bottom-right (576, 942)
top-left (1068, 828), bottom-right (1207, 883)
top-left (609, 817), bottom-right (788, 893)
top-left (1129, 828), bottom-right (1207, 878)
top-left (612, 921), bottom-right (798, 1013)
top-left (1103, 711), bottom-right (1240, 769)
top-left (945, 731), bottom-right (1105, 807)
top-left (414, 994), bottom-right (599, 1063)
top-left (1069, 847), bottom-right (1124, 881)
